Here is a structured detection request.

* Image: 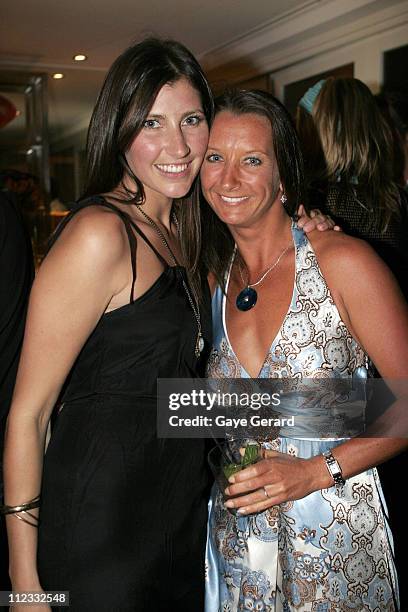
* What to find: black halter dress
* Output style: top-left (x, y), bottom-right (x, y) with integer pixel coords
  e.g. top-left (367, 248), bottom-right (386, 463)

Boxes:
top-left (37, 197), bottom-right (212, 611)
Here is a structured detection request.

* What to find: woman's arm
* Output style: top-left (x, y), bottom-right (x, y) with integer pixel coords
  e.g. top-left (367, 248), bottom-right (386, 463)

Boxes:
top-left (224, 235), bottom-right (408, 514)
top-left (3, 208), bottom-right (129, 588)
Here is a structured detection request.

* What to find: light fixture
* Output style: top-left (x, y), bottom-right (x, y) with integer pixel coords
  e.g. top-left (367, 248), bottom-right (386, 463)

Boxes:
top-left (73, 54), bottom-right (87, 61)
top-left (0, 95), bottom-right (17, 128)
top-left (52, 73), bottom-right (65, 80)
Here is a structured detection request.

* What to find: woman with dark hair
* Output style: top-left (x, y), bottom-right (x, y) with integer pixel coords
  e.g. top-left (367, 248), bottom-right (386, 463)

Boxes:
top-left (375, 89), bottom-right (408, 189)
top-left (201, 89), bottom-right (407, 611)
top-left (3, 38), bottom-right (214, 611)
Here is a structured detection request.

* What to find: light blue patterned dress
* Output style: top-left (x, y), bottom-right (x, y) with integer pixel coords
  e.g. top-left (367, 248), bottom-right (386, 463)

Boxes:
top-left (205, 224), bottom-right (399, 611)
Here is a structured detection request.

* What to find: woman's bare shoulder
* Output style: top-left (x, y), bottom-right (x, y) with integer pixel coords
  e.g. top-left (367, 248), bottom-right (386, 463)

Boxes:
top-left (307, 229), bottom-right (379, 271)
top-left (306, 228), bottom-right (401, 303)
top-left (48, 204), bottom-right (129, 266)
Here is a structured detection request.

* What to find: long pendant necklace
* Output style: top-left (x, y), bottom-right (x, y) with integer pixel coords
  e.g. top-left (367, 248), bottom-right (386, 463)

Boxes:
top-left (135, 205), bottom-right (204, 357)
top-left (236, 245), bottom-right (292, 311)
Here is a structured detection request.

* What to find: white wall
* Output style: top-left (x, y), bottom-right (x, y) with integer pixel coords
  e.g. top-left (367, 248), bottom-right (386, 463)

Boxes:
top-left (272, 16), bottom-right (408, 98)
top-left (202, 0), bottom-right (408, 98)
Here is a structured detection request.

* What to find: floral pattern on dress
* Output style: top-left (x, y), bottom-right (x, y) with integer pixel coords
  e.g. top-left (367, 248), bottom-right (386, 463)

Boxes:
top-left (205, 225), bottom-right (398, 612)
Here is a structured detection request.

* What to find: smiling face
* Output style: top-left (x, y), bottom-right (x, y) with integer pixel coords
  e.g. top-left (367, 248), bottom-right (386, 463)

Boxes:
top-left (125, 77), bottom-right (209, 204)
top-left (200, 111), bottom-right (282, 228)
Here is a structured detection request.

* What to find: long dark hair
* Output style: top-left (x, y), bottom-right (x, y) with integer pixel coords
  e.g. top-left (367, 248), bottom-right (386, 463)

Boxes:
top-left (375, 90), bottom-right (408, 187)
top-left (201, 88), bottom-right (306, 288)
top-left (83, 37), bottom-right (214, 300)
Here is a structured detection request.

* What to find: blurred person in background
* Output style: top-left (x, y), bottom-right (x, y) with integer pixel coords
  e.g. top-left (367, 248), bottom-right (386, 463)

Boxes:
top-left (296, 77), bottom-right (408, 298)
top-left (49, 178), bottom-right (68, 213)
top-left (0, 170), bottom-right (43, 215)
top-left (297, 76), bottom-right (408, 608)
top-left (375, 89), bottom-right (408, 189)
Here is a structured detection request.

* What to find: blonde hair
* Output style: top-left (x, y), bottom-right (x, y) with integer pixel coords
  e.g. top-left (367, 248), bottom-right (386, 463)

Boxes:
top-left (299, 77), bottom-right (401, 231)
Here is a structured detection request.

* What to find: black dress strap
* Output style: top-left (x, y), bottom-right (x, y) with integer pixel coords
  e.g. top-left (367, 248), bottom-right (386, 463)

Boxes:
top-left (48, 196), bottom-right (169, 303)
top-left (122, 214), bottom-right (169, 267)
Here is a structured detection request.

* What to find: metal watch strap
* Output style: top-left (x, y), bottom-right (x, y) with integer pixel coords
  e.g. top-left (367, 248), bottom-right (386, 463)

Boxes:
top-left (322, 450), bottom-right (345, 487)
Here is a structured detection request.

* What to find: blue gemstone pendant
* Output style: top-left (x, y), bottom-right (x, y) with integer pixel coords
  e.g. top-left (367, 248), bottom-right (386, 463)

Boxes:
top-left (236, 287), bottom-right (257, 311)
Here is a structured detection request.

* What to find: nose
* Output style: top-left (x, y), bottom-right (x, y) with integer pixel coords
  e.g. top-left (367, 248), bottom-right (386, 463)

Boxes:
top-left (220, 162), bottom-right (240, 191)
top-left (166, 125), bottom-right (191, 159)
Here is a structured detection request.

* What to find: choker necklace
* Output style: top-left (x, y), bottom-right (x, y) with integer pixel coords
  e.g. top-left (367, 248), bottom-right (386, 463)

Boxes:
top-left (135, 205), bottom-right (204, 357)
top-left (236, 245), bottom-right (292, 311)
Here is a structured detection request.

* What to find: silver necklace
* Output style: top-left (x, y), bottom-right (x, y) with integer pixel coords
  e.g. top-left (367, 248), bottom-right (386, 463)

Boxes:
top-left (135, 205), bottom-right (204, 357)
top-left (236, 245), bottom-right (291, 312)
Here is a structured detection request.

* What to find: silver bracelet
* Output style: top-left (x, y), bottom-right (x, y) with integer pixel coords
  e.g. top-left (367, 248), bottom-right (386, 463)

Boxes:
top-left (322, 450), bottom-right (345, 487)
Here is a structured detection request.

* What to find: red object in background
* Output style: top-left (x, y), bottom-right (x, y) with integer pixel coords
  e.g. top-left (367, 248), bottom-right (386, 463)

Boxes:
top-left (0, 95), bottom-right (17, 128)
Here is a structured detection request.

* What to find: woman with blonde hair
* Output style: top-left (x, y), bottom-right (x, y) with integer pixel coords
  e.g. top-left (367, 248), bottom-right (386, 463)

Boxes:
top-left (296, 77), bottom-right (408, 298)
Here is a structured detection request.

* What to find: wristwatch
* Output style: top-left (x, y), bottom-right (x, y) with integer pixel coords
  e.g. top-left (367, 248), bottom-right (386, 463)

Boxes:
top-left (322, 450), bottom-right (345, 487)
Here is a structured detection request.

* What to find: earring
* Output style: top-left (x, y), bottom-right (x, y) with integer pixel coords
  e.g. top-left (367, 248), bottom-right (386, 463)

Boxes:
top-left (280, 193), bottom-right (287, 204)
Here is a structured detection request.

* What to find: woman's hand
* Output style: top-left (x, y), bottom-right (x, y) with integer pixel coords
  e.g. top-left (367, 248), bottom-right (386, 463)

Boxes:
top-left (223, 450), bottom-right (329, 514)
top-left (296, 204), bottom-right (341, 232)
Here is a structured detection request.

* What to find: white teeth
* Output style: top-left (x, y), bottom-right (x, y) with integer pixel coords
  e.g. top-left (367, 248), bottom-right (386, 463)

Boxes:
top-left (220, 195), bottom-right (248, 203)
top-left (156, 163), bottom-right (189, 173)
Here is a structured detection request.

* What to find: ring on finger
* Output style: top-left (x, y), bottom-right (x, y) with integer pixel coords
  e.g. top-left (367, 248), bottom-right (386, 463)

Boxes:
top-left (263, 486), bottom-right (270, 499)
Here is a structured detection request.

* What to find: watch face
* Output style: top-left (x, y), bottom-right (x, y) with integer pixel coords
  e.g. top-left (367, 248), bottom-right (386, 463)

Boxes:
top-left (323, 451), bottom-right (344, 486)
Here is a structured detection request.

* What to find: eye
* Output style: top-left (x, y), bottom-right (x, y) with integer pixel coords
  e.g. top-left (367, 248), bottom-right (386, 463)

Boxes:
top-left (244, 157), bottom-right (262, 166)
top-left (206, 153), bottom-right (223, 163)
top-left (183, 114), bottom-right (204, 126)
top-left (143, 118), bottom-right (161, 129)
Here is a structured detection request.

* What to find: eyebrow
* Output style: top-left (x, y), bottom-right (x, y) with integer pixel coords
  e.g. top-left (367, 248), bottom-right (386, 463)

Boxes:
top-left (206, 146), bottom-right (267, 155)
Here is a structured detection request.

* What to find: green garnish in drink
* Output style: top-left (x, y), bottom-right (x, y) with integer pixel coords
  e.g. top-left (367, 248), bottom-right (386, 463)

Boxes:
top-left (242, 444), bottom-right (260, 467)
top-left (222, 444), bottom-right (260, 480)
top-left (223, 463), bottom-right (242, 480)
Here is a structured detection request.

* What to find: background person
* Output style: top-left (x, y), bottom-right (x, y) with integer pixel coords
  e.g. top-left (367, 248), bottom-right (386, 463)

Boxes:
top-left (375, 89), bottom-right (408, 189)
top-left (296, 77), bottom-right (408, 299)
top-left (297, 77), bottom-right (408, 605)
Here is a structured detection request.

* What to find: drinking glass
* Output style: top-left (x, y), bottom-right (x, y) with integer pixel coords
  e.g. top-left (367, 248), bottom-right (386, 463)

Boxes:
top-left (208, 439), bottom-right (262, 513)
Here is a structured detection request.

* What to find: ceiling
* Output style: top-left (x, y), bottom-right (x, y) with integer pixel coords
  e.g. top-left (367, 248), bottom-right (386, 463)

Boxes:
top-left (0, 0), bottom-right (310, 147)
